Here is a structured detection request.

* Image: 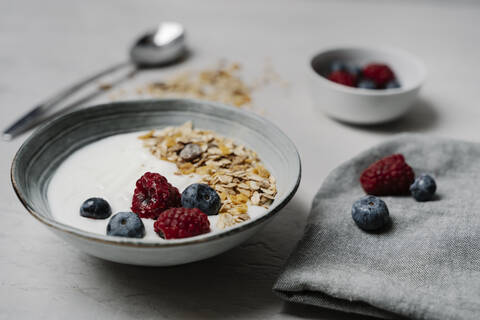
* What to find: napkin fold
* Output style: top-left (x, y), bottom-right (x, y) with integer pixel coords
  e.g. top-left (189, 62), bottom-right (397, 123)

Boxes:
top-left (274, 134), bottom-right (480, 320)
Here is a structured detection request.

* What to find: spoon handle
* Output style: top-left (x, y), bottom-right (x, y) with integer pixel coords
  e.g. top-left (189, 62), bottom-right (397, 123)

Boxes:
top-left (2, 61), bottom-right (132, 141)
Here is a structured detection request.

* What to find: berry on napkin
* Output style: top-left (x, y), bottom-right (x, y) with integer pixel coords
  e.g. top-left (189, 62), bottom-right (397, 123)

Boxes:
top-left (360, 154), bottom-right (415, 196)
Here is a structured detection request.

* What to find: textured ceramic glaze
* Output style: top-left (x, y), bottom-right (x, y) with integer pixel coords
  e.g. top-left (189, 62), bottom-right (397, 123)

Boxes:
top-left (11, 99), bottom-right (301, 266)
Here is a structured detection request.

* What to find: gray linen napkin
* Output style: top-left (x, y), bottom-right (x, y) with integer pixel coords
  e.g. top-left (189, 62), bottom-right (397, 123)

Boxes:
top-left (274, 134), bottom-right (480, 320)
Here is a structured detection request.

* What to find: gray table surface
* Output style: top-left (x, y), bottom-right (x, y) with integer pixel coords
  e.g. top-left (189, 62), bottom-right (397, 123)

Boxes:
top-left (1, 0), bottom-right (480, 319)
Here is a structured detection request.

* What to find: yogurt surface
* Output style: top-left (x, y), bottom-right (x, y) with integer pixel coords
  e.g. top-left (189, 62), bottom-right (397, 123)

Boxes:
top-left (47, 132), bottom-right (267, 241)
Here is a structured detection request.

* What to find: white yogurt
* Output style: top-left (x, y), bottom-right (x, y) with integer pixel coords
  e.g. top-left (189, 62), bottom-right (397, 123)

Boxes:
top-left (47, 132), bottom-right (267, 240)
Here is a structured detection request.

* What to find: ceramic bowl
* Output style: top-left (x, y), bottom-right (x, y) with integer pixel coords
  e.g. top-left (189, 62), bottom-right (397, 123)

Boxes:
top-left (309, 46), bottom-right (426, 124)
top-left (11, 99), bottom-right (301, 266)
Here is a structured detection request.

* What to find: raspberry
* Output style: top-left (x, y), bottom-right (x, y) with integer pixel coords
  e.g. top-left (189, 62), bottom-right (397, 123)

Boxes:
top-left (131, 172), bottom-right (181, 219)
top-left (328, 70), bottom-right (356, 87)
top-left (362, 63), bottom-right (395, 87)
top-left (154, 208), bottom-right (210, 239)
top-left (360, 154), bottom-right (415, 196)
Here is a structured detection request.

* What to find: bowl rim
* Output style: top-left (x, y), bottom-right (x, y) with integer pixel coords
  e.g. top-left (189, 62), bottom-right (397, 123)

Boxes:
top-left (309, 45), bottom-right (427, 96)
top-left (11, 99), bottom-right (302, 248)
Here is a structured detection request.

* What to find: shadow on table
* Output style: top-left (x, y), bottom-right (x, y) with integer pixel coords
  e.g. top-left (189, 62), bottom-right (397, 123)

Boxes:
top-left (281, 302), bottom-right (383, 320)
top-left (84, 196), bottom-right (312, 319)
top-left (338, 97), bottom-right (440, 134)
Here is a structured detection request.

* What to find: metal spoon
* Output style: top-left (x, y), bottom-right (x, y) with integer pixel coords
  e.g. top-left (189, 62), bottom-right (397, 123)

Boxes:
top-left (2, 22), bottom-right (186, 141)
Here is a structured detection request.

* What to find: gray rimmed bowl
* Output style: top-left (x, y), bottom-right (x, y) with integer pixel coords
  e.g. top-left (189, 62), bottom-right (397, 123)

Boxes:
top-left (11, 99), bottom-right (301, 266)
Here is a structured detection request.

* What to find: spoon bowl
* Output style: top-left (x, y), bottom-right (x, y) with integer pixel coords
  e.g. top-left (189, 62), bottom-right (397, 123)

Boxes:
top-left (130, 22), bottom-right (187, 67)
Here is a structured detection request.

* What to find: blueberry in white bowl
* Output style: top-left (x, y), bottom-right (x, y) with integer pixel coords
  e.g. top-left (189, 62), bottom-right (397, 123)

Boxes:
top-left (80, 197), bottom-right (112, 219)
top-left (346, 64), bottom-right (362, 78)
top-left (357, 79), bottom-right (377, 90)
top-left (330, 60), bottom-right (346, 73)
top-left (386, 79), bottom-right (401, 89)
top-left (181, 183), bottom-right (221, 216)
top-left (107, 212), bottom-right (145, 238)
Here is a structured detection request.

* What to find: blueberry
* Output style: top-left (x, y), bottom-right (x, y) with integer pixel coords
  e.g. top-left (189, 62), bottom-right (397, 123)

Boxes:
top-left (352, 196), bottom-right (390, 231)
top-left (181, 183), bottom-right (221, 216)
top-left (346, 64), bottom-right (362, 78)
top-left (357, 79), bottom-right (377, 89)
top-left (80, 197), bottom-right (112, 219)
top-left (331, 61), bottom-right (346, 72)
top-left (106, 212), bottom-right (145, 238)
top-left (385, 79), bottom-right (401, 89)
top-left (410, 174), bottom-right (436, 202)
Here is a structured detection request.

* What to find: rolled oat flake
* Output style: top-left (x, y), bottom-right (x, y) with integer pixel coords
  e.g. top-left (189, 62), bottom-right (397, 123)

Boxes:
top-left (179, 143), bottom-right (202, 161)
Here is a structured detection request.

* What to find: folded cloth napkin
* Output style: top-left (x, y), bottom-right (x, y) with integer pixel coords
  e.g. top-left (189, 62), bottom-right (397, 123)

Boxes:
top-left (274, 134), bottom-right (480, 320)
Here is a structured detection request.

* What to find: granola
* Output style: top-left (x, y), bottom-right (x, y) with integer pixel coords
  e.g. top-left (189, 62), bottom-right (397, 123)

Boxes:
top-left (136, 63), bottom-right (252, 108)
top-left (139, 122), bottom-right (277, 229)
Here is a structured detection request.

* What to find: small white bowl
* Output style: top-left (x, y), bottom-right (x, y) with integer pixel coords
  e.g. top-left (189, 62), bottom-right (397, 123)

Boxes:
top-left (309, 46), bottom-right (426, 124)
